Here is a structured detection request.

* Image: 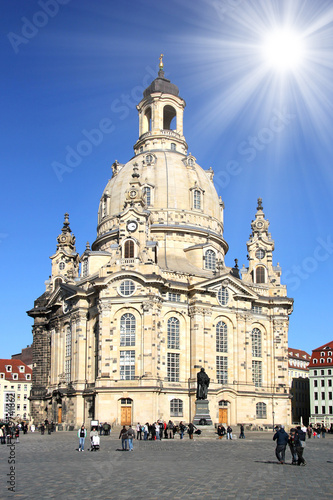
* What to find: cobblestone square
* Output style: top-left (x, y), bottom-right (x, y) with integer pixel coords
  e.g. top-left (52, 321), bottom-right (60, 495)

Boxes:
top-left (1, 431), bottom-right (332, 499)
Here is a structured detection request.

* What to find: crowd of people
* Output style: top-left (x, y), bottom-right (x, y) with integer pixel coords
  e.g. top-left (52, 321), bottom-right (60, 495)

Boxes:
top-left (0, 421), bottom-right (29, 444)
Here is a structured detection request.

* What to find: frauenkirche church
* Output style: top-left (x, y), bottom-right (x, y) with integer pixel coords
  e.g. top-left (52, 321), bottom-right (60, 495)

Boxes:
top-left (28, 58), bottom-right (293, 428)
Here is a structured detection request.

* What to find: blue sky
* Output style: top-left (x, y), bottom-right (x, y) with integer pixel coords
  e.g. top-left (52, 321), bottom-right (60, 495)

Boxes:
top-left (1, 0), bottom-right (332, 358)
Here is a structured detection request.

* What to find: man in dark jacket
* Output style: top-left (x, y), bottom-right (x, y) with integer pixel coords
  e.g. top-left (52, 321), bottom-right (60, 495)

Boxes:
top-left (295, 426), bottom-right (306, 466)
top-left (273, 425), bottom-right (289, 464)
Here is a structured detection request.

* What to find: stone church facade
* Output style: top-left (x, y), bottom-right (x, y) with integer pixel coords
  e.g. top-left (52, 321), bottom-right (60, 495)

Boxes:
top-left (28, 62), bottom-right (293, 428)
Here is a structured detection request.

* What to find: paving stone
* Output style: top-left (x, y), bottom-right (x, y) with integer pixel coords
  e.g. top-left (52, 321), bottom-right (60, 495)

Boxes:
top-left (0, 432), bottom-right (332, 499)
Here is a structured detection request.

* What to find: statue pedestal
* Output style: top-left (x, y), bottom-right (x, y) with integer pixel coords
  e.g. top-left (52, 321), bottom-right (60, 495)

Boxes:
top-left (193, 399), bottom-right (213, 425)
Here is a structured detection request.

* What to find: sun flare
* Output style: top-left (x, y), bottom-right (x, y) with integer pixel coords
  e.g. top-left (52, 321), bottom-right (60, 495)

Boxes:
top-left (262, 28), bottom-right (305, 72)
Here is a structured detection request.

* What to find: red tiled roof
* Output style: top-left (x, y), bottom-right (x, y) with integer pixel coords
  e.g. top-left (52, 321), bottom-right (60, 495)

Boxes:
top-left (0, 359), bottom-right (32, 381)
top-left (288, 348), bottom-right (311, 361)
top-left (308, 341), bottom-right (333, 368)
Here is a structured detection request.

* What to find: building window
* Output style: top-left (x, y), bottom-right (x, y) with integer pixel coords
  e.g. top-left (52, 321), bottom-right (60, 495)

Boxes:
top-left (167, 353), bottom-right (180, 382)
top-left (252, 360), bottom-right (262, 387)
top-left (17, 394), bottom-right (21, 401)
top-left (119, 280), bottom-right (136, 297)
top-left (17, 384), bottom-right (21, 391)
top-left (252, 305), bottom-right (262, 314)
top-left (19, 366), bottom-right (25, 373)
top-left (321, 380), bottom-right (325, 387)
top-left (170, 398), bottom-right (183, 417)
top-left (329, 380), bottom-right (332, 387)
top-left (314, 370), bottom-right (317, 375)
top-left (120, 313), bottom-right (136, 346)
top-left (188, 157), bottom-right (194, 167)
top-left (321, 370), bottom-right (324, 375)
top-left (13, 374), bottom-right (18, 380)
top-left (65, 326), bottom-right (71, 357)
top-left (320, 358), bottom-right (324, 363)
top-left (255, 249), bottom-right (265, 260)
top-left (143, 186), bottom-right (151, 206)
top-left (219, 400), bottom-right (229, 407)
top-left (313, 359), bottom-right (318, 364)
top-left (6, 366), bottom-right (12, 372)
top-left (167, 317), bottom-right (180, 350)
top-left (314, 392), bottom-right (318, 400)
top-left (322, 406), bottom-right (326, 414)
top-left (120, 350), bottom-right (135, 380)
top-left (205, 249), bottom-right (216, 270)
top-left (251, 328), bottom-right (262, 358)
top-left (256, 402), bottom-right (267, 419)
top-left (322, 392), bottom-right (325, 400)
top-left (194, 189), bottom-right (201, 209)
top-left (217, 287), bottom-right (229, 306)
top-left (314, 380), bottom-right (318, 387)
top-left (255, 266), bottom-right (266, 284)
top-left (124, 240), bottom-right (135, 259)
top-left (65, 359), bottom-right (71, 383)
top-left (329, 392), bottom-right (332, 400)
top-left (328, 370), bottom-right (332, 375)
top-left (146, 154), bottom-right (154, 164)
top-left (328, 358), bottom-right (332, 363)
top-left (216, 321), bottom-right (228, 353)
top-left (314, 406), bottom-right (318, 414)
top-left (171, 143), bottom-right (176, 151)
top-left (216, 356), bottom-right (228, 384)
top-left (24, 385), bottom-right (27, 391)
top-left (167, 292), bottom-right (181, 302)
top-left (321, 352), bottom-right (326, 357)
top-left (329, 406), bottom-right (333, 414)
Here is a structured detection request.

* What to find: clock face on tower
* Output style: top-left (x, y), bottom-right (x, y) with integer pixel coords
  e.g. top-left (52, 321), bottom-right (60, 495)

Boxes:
top-left (126, 220), bottom-right (138, 232)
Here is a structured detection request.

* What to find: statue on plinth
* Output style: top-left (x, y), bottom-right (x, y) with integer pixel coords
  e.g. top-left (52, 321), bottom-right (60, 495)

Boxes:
top-left (196, 368), bottom-right (210, 400)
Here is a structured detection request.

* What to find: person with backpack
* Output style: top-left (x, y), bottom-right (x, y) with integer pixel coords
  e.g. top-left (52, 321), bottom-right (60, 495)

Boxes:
top-left (119, 425), bottom-right (129, 451)
top-left (167, 420), bottom-right (174, 439)
top-left (227, 426), bottom-right (233, 440)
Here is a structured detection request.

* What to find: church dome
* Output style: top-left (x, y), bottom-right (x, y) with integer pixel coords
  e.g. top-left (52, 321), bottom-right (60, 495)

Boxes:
top-left (92, 60), bottom-right (228, 270)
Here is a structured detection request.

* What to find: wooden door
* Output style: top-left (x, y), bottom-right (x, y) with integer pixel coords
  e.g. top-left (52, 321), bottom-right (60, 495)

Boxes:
top-left (57, 407), bottom-right (62, 424)
top-left (219, 408), bottom-right (228, 424)
top-left (121, 406), bottom-right (131, 425)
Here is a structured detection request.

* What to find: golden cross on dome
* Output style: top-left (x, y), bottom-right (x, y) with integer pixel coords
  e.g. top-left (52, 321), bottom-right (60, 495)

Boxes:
top-left (159, 53), bottom-right (164, 69)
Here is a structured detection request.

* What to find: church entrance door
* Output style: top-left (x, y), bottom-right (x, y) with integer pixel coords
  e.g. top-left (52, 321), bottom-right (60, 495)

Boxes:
top-left (121, 406), bottom-right (132, 426)
top-left (57, 407), bottom-right (62, 424)
top-left (219, 408), bottom-right (227, 424)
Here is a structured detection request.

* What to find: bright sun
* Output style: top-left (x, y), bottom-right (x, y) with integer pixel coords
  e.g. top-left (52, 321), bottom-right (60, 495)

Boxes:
top-left (262, 28), bottom-right (305, 72)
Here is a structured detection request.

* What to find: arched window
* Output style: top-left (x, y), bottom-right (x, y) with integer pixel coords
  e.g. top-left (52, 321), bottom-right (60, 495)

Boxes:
top-left (219, 400), bottom-right (229, 407)
top-left (194, 190), bottom-right (201, 209)
top-left (124, 240), bottom-right (134, 259)
top-left (143, 186), bottom-right (151, 206)
top-left (320, 358), bottom-right (324, 363)
top-left (170, 398), bottom-right (183, 417)
top-left (255, 266), bottom-right (266, 284)
top-left (256, 402), bottom-right (266, 419)
top-left (216, 321), bottom-right (227, 353)
top-left (251, 328), bottom-right (262, 357)
top-left (205, 249), bottom-right (216, 270)
top-left (144, 107), bottom-right (151, 133)
top-left (171, 143), bottom-right (176, 151)
top-left (167, 317), bottom-right (180, 349)
top-left (120, 313), bottom-right (136, 346)
top-left (163, 105), bottom-right (176, 130)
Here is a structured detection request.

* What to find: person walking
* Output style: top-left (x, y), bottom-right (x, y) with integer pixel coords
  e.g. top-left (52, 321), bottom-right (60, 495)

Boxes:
top-left (239, 424), bottom-right (245, 439)
top-left (119, 425), bottom-right (129, 451)
top-left (136, 422), bottom-right (142, 440)
top-left (273, 425), bottom-right (289, 464)
top-left (295, 426), bottom-right (307, 466)
top-left (78, 424), bottom-right (87, 452)
top-left (167, 420), bottom-right (174, 439)
top-left (321, 424), bottom-right (326, 439)
top-left (288, 428), bottom-right (298, 465)
top-left (179, 421), bottom-right (186, 439)
top-left (227, 426), bottom-right (233, 440)
top-left (128, 425), bottom-right (135, 451)
top-left (187, 422), bottom-right (196, 440)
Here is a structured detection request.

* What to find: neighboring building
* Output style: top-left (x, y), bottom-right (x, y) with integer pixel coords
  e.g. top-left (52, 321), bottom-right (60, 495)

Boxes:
top-left (12, 345), bottom-right (33, 368)
top-left (308, 341), bottom-right (333, 426)
top-left (0, 359), bottom-right (32, 422)
top-left (288, 348), bottom-right (311, 425)
top-left (27, 61), bottom-right (294, 429)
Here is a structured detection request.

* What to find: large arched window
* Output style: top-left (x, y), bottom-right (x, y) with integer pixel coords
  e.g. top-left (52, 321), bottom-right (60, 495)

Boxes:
top-left (205, 249), bottom-right (216, 270)
top-left (251, 328), bottom-right (262, 357)
top-left (124, 240), bottom-right (135, 259)
top-left (255, 266), bottom-right (266, 284)
top-left (256, 402), bottom-right (267, 419)
top-left (163, 105), bottom-right (176, 130)
top-left (167, 317), bottom-right (180, 349)
top-left (120, 313), bottom-right (136, 346)
top-left (216, 321), bottom-right (227, 353)
top-left (143, 107), bottom-right (151, 133)
top-left (170, 398), bottom-right (183, 417)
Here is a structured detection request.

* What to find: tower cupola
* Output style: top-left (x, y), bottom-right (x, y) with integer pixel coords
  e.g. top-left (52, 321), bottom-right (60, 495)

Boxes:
top-left (134, 55), bottom-right (188, 154)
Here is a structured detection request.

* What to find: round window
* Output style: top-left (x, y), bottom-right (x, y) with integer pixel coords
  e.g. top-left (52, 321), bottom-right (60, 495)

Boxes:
top-left (255, 249), bottom-right (265, 260)
top-left (217, 286), bottom-right (229, 306)
top-left (146, 154), bottom-right (154, 164)
top-left (119, 280), bottom-right (136, 297)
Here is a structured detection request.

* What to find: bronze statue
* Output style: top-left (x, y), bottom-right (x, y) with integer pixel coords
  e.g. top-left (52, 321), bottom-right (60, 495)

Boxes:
top-left (196, 368), bottom-right (210, 400)
top-left (159, 53), bottom-right (164, 69)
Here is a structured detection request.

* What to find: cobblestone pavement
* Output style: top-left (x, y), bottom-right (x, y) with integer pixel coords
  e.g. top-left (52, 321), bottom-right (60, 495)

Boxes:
top-left (1, 431), bottom-right (332, 499)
